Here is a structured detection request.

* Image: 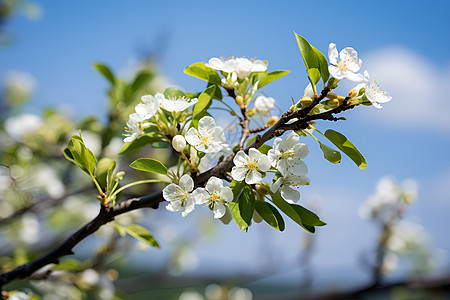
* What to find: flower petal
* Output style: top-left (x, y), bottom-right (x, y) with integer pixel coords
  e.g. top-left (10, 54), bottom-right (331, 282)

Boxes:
top-left (208, 57), bottom-right (224, 71)
top-left (245, 170), bottom-right (262, 184)
top-left (206, 177), bottom-right (223, 193)
top-left (257, 154), bottom-right (271, 172)
top-left (185, 128), bottom-right (201, 146)
top-left (179, 174), bottom-right (194, 192)
top-left (233, 150), bottom-right (247, 167)
top-left (231, 166), bottom-right (247, 182)
top-left (213, 202), bottom-right (226, 218)
top-left (281, 186), bottom-right (300, 204)
top-left (328, 43), bottom-right (338, 65)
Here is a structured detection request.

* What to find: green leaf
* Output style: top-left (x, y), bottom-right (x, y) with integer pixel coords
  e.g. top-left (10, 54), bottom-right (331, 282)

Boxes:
top-left (184, 62), bottom-right (221, 85)
top-left (125, 224), bottom-right (160, 248)
top-left (192, 85), bottom-right (217, 120)
top-left (64, 134), bottom-right (97, 176)
top-left (258, 144), bottom-right (272, 155)
top-left (130, 158), bottom-right (168, 175)
top-left (258, 70), bottom-right (290, 89)
top-left (290, 204), bottom-right (327, 227)
top-left (229, 185), bottom-right (255, 231)
top-left (255, 201), bottom-right (285, 231)
top-left (318, 141), bottom-right (342, 164)
top-left (119, 132), bottom-right (163, 154)
top-left (95, 158), bottom-right (116, 190)
top-left (163, 87), bottom-right (186, 99)
top-left (324, 129), bottom-right (367, 169)
top-left (229, 180), bottom-right (246, 200)
top-left (151, 141), bottom-right (170, 148)
top-left (294, 32), bottom-right (330, 91)
top-left (271, 191), bottom-right (325, 233)
top-left (93, 63), bottom-right (115, 85)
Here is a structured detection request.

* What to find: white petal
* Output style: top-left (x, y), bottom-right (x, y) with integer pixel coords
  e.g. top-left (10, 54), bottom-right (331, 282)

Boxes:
top-left (179, 174), bottom-right (194, 192)
top-left (208, 58), bottom-right (224, 71)
top-left (163, 184), bottom-right (182, 201)
top-left (282, 132), bottom-right (299, 150)
top-left (233, 151), bottom-right (247, 167)
top-left (191, 188), bottom-right (208, 205)
top-left (222, 59), bottom-right (238, 73)
top-left (248, 148), bottom-right (262, 161)
top-left (154, 93), bottom-right (165, 104)
top-left (220, 187), bottom-right (233, 203)
top-left (293, 143), bottom-right (309, 159)
top-left (328, 43), bottom-right (338, 65)
top-left (206, 177), bottom-right (223, 193)
top-left (270, 178), bottom-right (282, 193)
top-left (257, 154), bottom-right (271, 172)
top-left (251, 60), bottom-right (267, 72)
top-left (231, 166), bottom-right (247, 182)
top-left (329, 65), bottom-right (344, 80)
top-left (166, 200), bottom-right (182, 212)
top-left (211, 126), bottom-right (226, 143)
top-left (213, 202), bottom-right (226, 218)
top-left (287, 159), bottom-right (308, 177)
top-left (185, 128), bottom-right (201, 146)
top-left (281, 186), bottom-right (300, 204)
top-left (267, 149), bottom-right (279, 167)
top-left (198, 116), bottom-right (216, 131)
top-left (303, 83), bottom-right (315, 98)
top-left (181, 199), bottom-right (196, 217)
top-left (245, 170), bottom-right (262, 184)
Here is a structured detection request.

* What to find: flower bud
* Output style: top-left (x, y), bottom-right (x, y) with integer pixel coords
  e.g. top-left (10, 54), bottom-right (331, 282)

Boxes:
top-left (267, 116), bottom-right (279, 127)
top-left (325, 99), bottom-right (340, 108)
top-left (247, 108), bottom-right (256, 117)
top-left (299, 96), bottom-right (313, 108)
top-left (235, 95), bottom-right (244, 106)
top-left (348, 88), bottom-right (358, 98)
top-left (326, 92), bottom-right (338, 99)
top-left (172, 135), bottom-right (186, 152)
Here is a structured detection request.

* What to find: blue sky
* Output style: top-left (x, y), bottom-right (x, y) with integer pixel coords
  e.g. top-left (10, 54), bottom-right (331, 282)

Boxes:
top-left (1, 0), bottom-right (450, 289)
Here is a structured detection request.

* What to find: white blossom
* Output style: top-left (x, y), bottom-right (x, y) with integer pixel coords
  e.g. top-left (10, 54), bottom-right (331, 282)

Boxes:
top-left (328, 43), bottom-right (363, 82)
top-left (134, 94), bottom-right (161, 121)
top-left (192, 177), bottom-right (232, 218)
top-left (185, 116), bottom-right (226, 153)
top-left (234, 57), bottom-right (267, 79)
top-left (207, 57), bottom-right (267, 79)
top-left (254, 94), bottom-right (275, 115)
top-left (162, 174), bottom-right (196, 217)
top-left (360, 70), bottom-right (392, 109)
top-left (267, 132), bottom-right (309, 176)
top-left (270, 173), bottom-right (310, 203)
top-left (123, 114), bottom-right (142, 143)
top-left (160, 94), bottom-right (198, 112)
top-left (231, 148), bottom-right (271, 184)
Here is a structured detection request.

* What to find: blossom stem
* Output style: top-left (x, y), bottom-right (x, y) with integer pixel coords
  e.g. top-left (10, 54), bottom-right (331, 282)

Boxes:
top-left (110, 179), bottom-right (162, 199)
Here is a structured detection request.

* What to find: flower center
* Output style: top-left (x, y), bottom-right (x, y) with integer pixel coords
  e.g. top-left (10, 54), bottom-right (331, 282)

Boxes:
top-left (369, 80), bottom-right (383, 97)
top-left (281, 152), bottom-right (294, 160)
top-left (209, 192), bottom-right (220, 203)
top-left (244, 158), bottom-right (258, 171)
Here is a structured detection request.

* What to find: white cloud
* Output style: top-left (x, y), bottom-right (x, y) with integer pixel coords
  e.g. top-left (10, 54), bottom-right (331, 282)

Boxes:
top-left (347, 46), bottom-right (450, 133)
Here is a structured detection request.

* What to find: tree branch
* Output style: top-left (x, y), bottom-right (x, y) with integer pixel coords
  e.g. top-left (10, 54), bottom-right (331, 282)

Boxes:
top-left (0, 191), bottom-right (164, 289)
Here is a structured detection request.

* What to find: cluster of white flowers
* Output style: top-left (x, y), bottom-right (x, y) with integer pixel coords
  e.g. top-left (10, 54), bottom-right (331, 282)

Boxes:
top-left (123, 93), bottom-right (198, 142)
top-left (267, 132), bottom-right (310, 203)
top-left (162, 174), bottom-right (232, 218)
top-left (208, 56), bottom-right (267, 80)
top-left (328, 43), bottom-right (392, 109)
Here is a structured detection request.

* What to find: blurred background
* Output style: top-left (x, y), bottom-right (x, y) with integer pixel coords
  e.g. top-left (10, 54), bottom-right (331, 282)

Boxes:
top-left (1, 1), bottom-right (450, 299)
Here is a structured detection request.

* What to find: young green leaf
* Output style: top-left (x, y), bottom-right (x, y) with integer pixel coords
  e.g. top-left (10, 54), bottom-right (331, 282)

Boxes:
top-left (258, 70), bottom-right (291, 89)
top-left (130, 158), bottom-right (168, 175)
top-left (64, 134), bottom-right (97, 176)
top-left (93, 63), bottom-right (115, 85)
top-left (95, 158), bottom-right (116, 190)
top-left (184, 62), bottom-right (221, 85)
top-left (324, 129), bottom-right (367, 169)
top-left (318, 141), bottom-right (342, 164)
top-left (271, 191), bottom-right (325, 233)
top-left (255, 200), bottom-right (285, 231)
top-left (229, 185), bottom-right (256, 231)
top-left (125, 224), bottom-right (160, 248)
top-left (294, 32), bottom-right (330, 91)
top-left (192, 85), bottom-right (217, 119)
